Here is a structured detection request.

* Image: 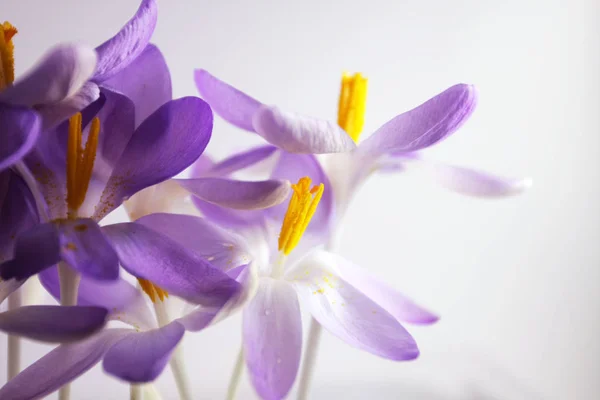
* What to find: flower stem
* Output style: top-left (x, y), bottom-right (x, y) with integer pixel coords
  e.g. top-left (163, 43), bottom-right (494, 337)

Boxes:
top-left (14, 161), bottom-right (49, 222)
top-left (225, 346), bottom-right (244, 400)
top-left (296, 228), bottom-right (342, 400)
top-left (130, 384), bottom-right (143, 400)
top-left (153, 301), bottom-right (191, 400)
top-left (57, 262), bottom-right (80, 400)
top-left (7, 289), bottom-right (22, 380)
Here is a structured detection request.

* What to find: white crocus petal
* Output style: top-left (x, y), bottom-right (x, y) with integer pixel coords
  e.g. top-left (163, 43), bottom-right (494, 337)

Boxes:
top-left (124, 180), bottom-right (197, 221)
top-left (286, 251), bottom-right (419, 361)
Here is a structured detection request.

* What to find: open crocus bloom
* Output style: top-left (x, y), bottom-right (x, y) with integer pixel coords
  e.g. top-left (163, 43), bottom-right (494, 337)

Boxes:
top-left (0, 88), bottom-right (214, 291)
top-left (0, 236), bottom-right (245, 399)
top-left (195, 70), bottom-right (531, 234)
top-left (137, 176), bottom-right (438, 400)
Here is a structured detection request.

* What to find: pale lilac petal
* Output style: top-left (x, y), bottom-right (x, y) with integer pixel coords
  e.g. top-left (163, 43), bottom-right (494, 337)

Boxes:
top-left (103, 321), bottom-right (184, 383)
top-left (295, 251), bottom-right (438, 324)
top-left (192, 197), bottom-right (267, 229)
top-left (243, 278), bottom-right (302, 400)
top-left (40, 266), bottom-right (156, 330)
top-left (103, 44), bottom-right (172, 127)
top-left (0, 44), bottom-right (97, 107)
top-left (36, 82), bottom-right (100, 131)
top-left (94, 97), bottom-right (212, 220)
top-left (288, 252), bottom-right (419, 360)
top-left (426, 162), bottom-right (532, 197)
top-left (194, 69), bottom-right (262, 132)
top-left (137, 213), bottom-right (252, 272)
top-left (359, 84), bottom-right (478, 155)
top-left (0, 329), bottom-right (130, 399)
top-left (0, 305), bottom-right (108, 342)
top-left (177, 178), bottom-right (290, 210)
top-left (103, 222), bottom-right (241, 306)
top-left (205, 145), bottom-right (278, 177)
top-left (0, 105), bottom-right (41, 170)
top-left (94, 0), bottom-right (158, 82)
top-left (252, 105), bottom-right (356, 154)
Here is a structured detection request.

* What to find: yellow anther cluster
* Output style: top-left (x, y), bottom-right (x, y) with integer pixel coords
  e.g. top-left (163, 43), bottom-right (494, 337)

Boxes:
top-left (278, 177), bottom-right (324, 255)
top-left (138, 278), bottom-right (169, 303)
top-left (337, 72), bottom-right (368, 142)
top-left (66, 113), bottom-right (100, 216)
top-left (0, 21), bottom-right (17, 89)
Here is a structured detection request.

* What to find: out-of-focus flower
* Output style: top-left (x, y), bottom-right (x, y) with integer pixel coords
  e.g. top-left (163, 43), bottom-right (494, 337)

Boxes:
top-left (138, 176), bottom-right (437, 400)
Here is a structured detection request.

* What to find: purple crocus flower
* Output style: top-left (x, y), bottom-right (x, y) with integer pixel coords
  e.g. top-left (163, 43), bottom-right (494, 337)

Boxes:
top-left (0, 224), bottom-right (252, 399)
top-left (134, 179), bottom-right (437, 400)
top-left (0, 88), bottom-right (218, 292)
top-left (194, 70), bottom-right (530, 235)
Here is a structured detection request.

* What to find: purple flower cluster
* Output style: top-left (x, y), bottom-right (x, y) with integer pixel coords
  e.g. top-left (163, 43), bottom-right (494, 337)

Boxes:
top-left (0, 1), bottom-right (529, 399)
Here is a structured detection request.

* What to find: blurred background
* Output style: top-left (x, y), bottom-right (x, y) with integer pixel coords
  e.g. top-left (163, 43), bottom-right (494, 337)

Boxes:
top-left (2, 0), bottom-right (599, 398)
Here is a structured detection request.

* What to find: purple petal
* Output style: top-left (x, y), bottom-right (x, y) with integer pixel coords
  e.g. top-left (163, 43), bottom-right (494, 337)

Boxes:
top-left (137, 213), bottom-right (251, 272)
top-left (289, 252), bottom-right (420, 360)
top-left (177, 178), bottom-right (290, 210)
top-left (0, 104), bottom-right (41, 170)
top-left (243, 278), bottom-right (302, 400)
top-left (359, 84), bottom-right (478, 155)
top-left (299, 251), bottom-right (438, 324)
top-left (252, 105), bottom-right (357, 154)
top-left (94, 0), bottom-right (158, 82)
top-left (0, 44), bottom-right (97, 107)
top-left (0, 305), bottom-right (108, 342)
top-left (266, 151), bottom-right (333, 235)
top-left (56, 219), bottom-right (119, 281)
top-left (36, 81), bottom-right (100, 131)
top-left (103, 321), bottom-right (184, 383)
top-left (103, 44), bottom-right (172, 127)
top-left (426, 161), bottom-right (532, 197)
top-left (206, 145), bottom-right (278, 177)
top-left (194, 69), bottom-right (262, 132)
top-left (0, 329), bottom-right (130, 399)
top-left (40, 266), bottom-right (156, 330)
top-left (103, 222), bottom-right (241, 306)
top-left (94, 97), bottom-right (212, 220)
top-left (192, 197), bottom-right (268, 229)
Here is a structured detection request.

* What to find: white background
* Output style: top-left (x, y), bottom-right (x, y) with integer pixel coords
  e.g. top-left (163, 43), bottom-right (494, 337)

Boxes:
top-left (1, 0), bottom-right (599, 399)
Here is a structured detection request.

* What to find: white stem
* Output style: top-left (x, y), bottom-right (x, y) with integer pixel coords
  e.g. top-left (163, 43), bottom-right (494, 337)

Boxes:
top-left (153, 301), bottom-right (191, 400)
top-left (296, 320), bottom-right (323, 400)
top-left (57, 262), bottom-right (80, 400)
top-left (225, 347), bottom-right (244, 400)
top-left (7, 290), bottom-right (22, 380)
top-left (14, 161), bottom-right (49, 222)
top-left (130, 384), bottom-right (143, 400)
top-left (296, 228), bottom-right (343, 400)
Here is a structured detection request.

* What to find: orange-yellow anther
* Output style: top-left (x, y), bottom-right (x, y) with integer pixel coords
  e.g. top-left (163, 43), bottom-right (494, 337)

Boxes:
top-left (0, 21), bottom-right (17, 89)
top-left (138, 278), bottom-right (169, 303)
top-left (278, 177), bottom-right (324, 255)
top-left (66, 113), bottom-right (100, 217)
top-left (337, 72), bottom-right (368, 142)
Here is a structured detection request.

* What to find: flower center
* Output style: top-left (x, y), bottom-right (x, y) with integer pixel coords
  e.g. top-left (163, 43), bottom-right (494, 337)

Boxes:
top-left (66, 113), bottom-right (100, 218)
top-left (278, 176), bottom-right (324, 255)
top-left (337, 72), bottom-right (368, 143)
top-left (0, 21), bottom-right (17, 90)
top-left (138, 278), bottom-right (169, 303)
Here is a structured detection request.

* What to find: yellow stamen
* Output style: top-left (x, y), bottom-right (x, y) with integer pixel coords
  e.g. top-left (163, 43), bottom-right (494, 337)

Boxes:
top-left (0, 21), bottom-right (17, 90)
top-left (337, 72), bottom-right (368, 142)
top-left (137, 278), bottom-right (169, 303)
top-left (278, 177), bottom-right (324, 255)
top-left (66, 113), bottom-right (100, 217)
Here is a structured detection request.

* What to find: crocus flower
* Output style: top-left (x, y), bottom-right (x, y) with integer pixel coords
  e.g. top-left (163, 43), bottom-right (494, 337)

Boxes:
top-left (194, 70), bottom-right (530, 238)
top-left (136, 176), bottom-right (437, 400)
top-left (0, 89), bottom-right (217, 294)
top-left (0, 223), bottom-right (251, 399)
